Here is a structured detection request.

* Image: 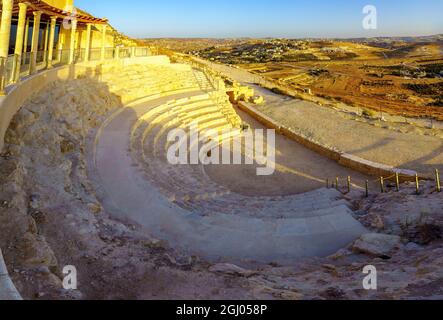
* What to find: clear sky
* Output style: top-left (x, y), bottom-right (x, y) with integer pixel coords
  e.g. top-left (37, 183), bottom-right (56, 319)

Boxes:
top-left (75, 0), bottom-right (443, 38)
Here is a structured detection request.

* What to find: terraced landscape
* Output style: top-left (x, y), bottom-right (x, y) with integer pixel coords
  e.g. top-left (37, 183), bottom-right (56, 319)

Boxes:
top-left (170, 37), bottom-right (443, 119)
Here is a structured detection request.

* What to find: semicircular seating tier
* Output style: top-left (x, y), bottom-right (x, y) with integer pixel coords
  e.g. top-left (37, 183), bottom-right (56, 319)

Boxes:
top-left (86, 62), bottom-right (367, 265)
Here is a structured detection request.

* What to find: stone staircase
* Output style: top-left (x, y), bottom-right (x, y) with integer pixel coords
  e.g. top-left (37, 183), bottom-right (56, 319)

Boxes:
top-left (192, 68), bottom-right (243, 129)
top-left (192, 69), bottom-right (213, 91)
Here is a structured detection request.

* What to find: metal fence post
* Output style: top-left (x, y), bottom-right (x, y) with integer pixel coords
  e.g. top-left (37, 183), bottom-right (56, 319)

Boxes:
top-left (415, 174), bottom-right (420, 195)
top-left (436, 169), bottom-right (441, 193)
top-left (365, 180), bottom-right (369, 198)
top-left (347, 176), bottom-right (351, 193)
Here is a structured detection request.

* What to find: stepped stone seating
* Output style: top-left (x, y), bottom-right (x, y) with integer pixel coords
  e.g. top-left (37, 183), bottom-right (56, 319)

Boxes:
top-left (98, 64), bottom-right (201, 103)
top-left (130, 97), bottom-right (352, 219)
top-left (90, 67), bottom-right (367, 263)
top-left (192, 68), bottom-right (243, 128)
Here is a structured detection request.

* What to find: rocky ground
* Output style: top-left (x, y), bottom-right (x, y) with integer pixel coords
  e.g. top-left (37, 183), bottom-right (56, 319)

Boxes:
top-left (0, 78), bottom-right (442, 300)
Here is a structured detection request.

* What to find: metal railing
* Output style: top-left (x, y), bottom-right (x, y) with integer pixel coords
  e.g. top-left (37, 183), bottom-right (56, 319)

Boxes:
top-left (0, 46), bottom-right (155, 94)
top-left (104, 47), bottom-right (115, 60)
top-left (118, 47), bottom-right (131, 59)
top-left (174, 53), bottom-right (243, 128)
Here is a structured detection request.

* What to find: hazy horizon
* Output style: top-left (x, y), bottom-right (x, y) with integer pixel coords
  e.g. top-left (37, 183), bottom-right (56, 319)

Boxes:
top-left (139, 33), bottom-right (443, 40)
top-left (75, 0), bottom-right (443, 39)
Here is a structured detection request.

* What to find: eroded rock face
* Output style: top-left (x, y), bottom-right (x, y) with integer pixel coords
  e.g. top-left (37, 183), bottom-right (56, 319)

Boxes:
top-left (352, 233), bottom-right (402, 258)
top-left (209, 263), bottom-right (258, 277)
top-left (0, 78), bottom-right (123, 299)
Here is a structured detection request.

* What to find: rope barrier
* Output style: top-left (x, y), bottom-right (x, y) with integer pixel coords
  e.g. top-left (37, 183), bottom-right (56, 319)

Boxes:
top-left (324, 169), bottom-right (442, 198)
top-left (329, 171), bottom-right (421, 187)
top-left (326, 168), bottom-right (442, 196)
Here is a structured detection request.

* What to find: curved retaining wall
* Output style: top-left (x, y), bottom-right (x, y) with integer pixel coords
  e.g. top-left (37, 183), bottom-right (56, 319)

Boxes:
top-left (0, 64), bottom-right (103, 153)
top-left (237, 101), bottom-right (418, 182)
top-left (0, 249), bottom-right (21, 300)
top-left (0, 55), bottom-right (171, 300)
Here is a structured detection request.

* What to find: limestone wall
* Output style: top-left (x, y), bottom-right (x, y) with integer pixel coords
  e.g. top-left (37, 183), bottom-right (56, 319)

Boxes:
top-left (237, 101), bottom-right (418, 181)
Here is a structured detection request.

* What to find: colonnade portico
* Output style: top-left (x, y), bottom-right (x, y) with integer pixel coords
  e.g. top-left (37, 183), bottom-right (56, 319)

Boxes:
top-left (0, 0), bottom-right (150, 96)
top-left (29, 10), bottom-right (41, 74)
top-left (47, 16), bottom-right (57, 68)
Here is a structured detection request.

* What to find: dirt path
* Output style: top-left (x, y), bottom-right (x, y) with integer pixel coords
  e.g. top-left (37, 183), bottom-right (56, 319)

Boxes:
top-left (198, 59), bottom-right (443, 176)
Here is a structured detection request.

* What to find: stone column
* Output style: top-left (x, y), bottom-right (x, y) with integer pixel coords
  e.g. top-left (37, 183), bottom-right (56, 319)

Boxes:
top-left (13, 2), bottom-right (28, 82)
top-left (84, 23), bottom-right (92, 62)
top-left (0, 0), bottom-right (13, 58)
top-left (68, 19), bottom-right (77, 64)
top-left (14, 3), bottom-right (28, 56)
top-left (0, 0), bottom-right (13, 94)
top-left (56, 28), bottom-right (64, 61)
top-left (23, 18), bottom-right (30, 54)
top-left (101, 24), bottom-right (107, 60)
top-left (47, 17), bottom-right (57, 68)
top-left (29, 11), bottom-right (42, 75)
top-left (43, 21), bottom-right (49, 63)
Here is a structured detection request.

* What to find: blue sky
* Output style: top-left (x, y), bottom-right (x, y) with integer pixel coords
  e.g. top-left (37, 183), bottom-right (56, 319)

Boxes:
top-left (75, 0), bottom-right (443, 38)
